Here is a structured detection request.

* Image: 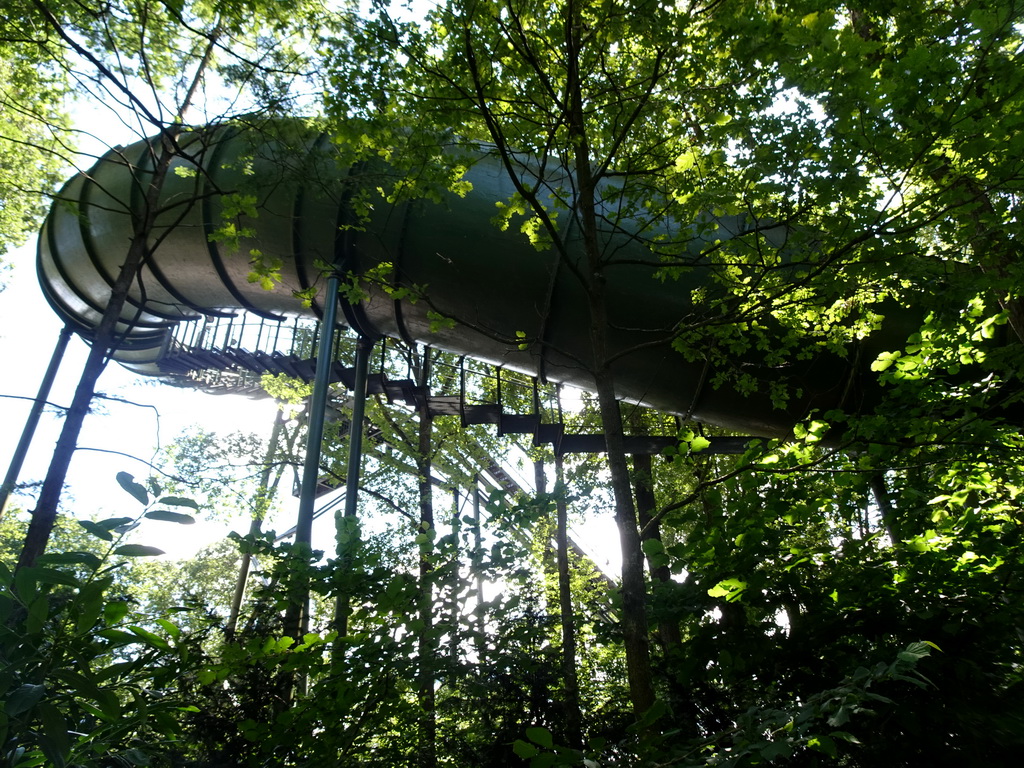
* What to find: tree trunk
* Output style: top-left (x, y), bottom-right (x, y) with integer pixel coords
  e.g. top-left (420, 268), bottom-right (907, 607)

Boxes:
top-left (594, 373), bottom-right (657, 717)
top-left (570, 109), bottom-right (656, 717)
top-left (16, 14), bottom-right (220, 568)
top-left (448, 487), bottom-right (461, 671)
top-left (471, 475), bottom-right (487, 658)
top-left (1, 326), bottom-right (72, 521)
top-left (18, 131), bottom-right (183, 569)
top-left (415, 351), bottom-right (438, 768)
top-left (227, 407), bottom-right (288, 639)
top-left (563, 0), bottom-right (656, 715)
top-left (534, 457), bottom-right (557, 595)
top-left (633, 451), bottom-right (682, 650)
top-left (870, 472), bottom-right (899, 542)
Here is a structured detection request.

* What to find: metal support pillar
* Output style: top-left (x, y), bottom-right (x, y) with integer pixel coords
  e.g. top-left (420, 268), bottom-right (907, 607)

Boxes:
top-left (295, 275), bottom-right (341, 548)
top-left (1, 326), bottom-right (73, 519)
top-left (334, 334), bottom-right (374, 641)
top-left (342, 335), bottom-right (374, 521)
top-left (289, 274), bottom-right (341, 640)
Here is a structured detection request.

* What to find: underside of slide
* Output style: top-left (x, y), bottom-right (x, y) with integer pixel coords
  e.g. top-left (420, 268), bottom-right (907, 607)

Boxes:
top-left (37, 122), bottom-right (920, 437)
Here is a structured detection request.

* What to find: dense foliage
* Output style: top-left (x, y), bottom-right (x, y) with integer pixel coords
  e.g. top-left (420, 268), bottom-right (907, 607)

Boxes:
top-left (3, 0), bottom-right (1024, 765)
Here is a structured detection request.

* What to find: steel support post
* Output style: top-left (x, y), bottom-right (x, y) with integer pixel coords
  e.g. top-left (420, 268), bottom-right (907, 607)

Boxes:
top-left (290, 273), bottom-right (341, 642)
top-left (342, 335), bottom-right (374, 521)
top-left (1, 326), bottom-right (73, 519)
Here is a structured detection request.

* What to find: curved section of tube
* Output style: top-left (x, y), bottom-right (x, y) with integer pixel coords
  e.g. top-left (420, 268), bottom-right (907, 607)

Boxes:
top-left (37, 123), bottom-right (916, 436)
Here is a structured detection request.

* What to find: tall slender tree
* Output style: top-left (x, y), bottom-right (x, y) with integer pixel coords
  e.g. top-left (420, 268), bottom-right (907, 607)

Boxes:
top-left (13, 0), bottom-right (330, 567)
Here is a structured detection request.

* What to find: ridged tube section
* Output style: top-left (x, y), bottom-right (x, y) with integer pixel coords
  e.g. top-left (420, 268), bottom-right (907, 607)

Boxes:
top-left (36, 124), bottom-right (911, 436)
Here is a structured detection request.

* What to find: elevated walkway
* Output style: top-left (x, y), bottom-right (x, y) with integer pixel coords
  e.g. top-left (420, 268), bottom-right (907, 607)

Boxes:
top-left (157, 311), bottom-right (753, 457)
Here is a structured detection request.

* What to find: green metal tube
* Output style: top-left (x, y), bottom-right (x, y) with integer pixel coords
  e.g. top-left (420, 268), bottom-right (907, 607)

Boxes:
top-left (35, 124), bottom-right (928, 437)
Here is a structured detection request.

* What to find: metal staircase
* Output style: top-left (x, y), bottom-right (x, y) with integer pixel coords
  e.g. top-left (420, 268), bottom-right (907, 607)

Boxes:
top-left (157, 311), bottom-right (752, 456)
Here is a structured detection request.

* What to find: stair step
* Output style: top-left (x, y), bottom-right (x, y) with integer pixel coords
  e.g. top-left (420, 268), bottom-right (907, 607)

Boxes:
top-left (224, 347), bottom-right (266, 374)
top-left (190, 348), bottom-right (231, 371)
top-left (158, 355), bottom-right (195, 375)
top-left (499, 413), bottom-right (540, 435)
top-left (427, 395), bottom-right (462, 417)
top-left (482, 459), bottom-right (524, 496)
top-left (462, 404), bottom-right (501, 425)
top-left (250, 350), bottom-right (274, 375)
top-left (291, 356), bottom-right (317, 381)
top-left (263, 351), bottom-right (301, 379)
top-left (534, 422), bottom-right (564, 448)
top-left (329, 361), bottom-right (356, 388)
top-left (382, 378), bottom-right (420, 405)
top-left (557, 434), bottom-right (608, 454)
top-left (366, 372), bottom-right (390, 396)
top-left (163, 341), bottom-right (756, 459)
top-left (290, 476), bottom-right (344, 499)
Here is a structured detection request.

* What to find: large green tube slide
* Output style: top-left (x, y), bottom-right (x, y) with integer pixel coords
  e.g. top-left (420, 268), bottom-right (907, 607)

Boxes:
top-left (37, 125), bottom-right (909, 437)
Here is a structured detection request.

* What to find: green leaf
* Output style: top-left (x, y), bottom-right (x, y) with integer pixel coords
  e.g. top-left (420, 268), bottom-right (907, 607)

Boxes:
top-left (674, 149), bottom-right (697, 172)
top-left (78, 520), bottom-right (114, 541)
top-left (75, 580), bottom-right (109, 634)
top-left (689, 435), bottom-right (712, 452)
top-left (36, 702), bottom-right (70, 768)
top-left (128, 625), bottom-right (171, 651)
top-left (97, 628), bottom-right (141, 646)
top-left (904, 641), bottom-right (936, 658)
top-left (113, 544), bottom-right (166, 558)
top-left (870, 350), bottom-right (901, 372)
top-left (35, 551), bottom-right (103, 570)
top-left (26, 595), bottom-right (49, 633)
top-left (97, 517), bottom-right (135, 530)
top-left (827, 706), bottom-right (851, 727)
top-left (22, 567), bottom-right (80, 588)
top-left (513, 740), bottom-right (539, 759)
top-left (116, 472), bottom-right (150, 505)
top-left (807, 734), bottom-right (837, 758)
top-left (708, 578), bottom-right (747, 601)
top-left (5, 683), bottom-right (45, 716)
top-left (760, 740), bottom-right (793, 760)
top-left (104, 600), bottom-right (130, 626)
top-left (831, 731), bottom-right (862, 745)
top-left (640, 539), bottom-right (664, 557)
top-left (156, 496), bottom-right (200, 509)
top-left (155, 618), bottom-right (181, 640)
top-left (50, 670), bottom-right (121, 720)
top-left (526, 726), bottom-right (554, 749)
top-left (120, 748), bottom-right (151, 766)
top-left (144, 510), bottom-right (196, 525)
top-left (632, 697), bottom-right (669, 731)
